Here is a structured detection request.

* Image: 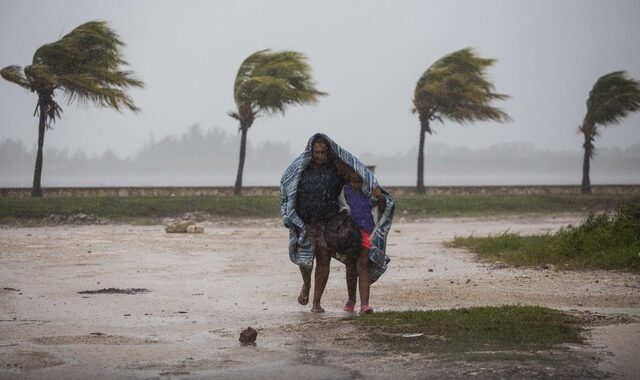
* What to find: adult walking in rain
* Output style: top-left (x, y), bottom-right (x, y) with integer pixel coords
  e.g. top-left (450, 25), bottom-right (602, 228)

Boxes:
top-left (280, 133), bottom-right (395, 312)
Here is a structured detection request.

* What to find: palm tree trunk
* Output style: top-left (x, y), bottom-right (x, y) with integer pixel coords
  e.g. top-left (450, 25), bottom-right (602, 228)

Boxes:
top-left (581, 130), bottom-right (592, 194)
top-left (416, 118), bottom-right (429, 194)
top-left (234, 125), bottom-right (249, 195)
top-left (31, 98), bottom-right (47, 197)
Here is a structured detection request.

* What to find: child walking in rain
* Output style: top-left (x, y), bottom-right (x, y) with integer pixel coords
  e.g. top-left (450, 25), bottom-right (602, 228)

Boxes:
top-left (338, 164), bottom-right (386, 314)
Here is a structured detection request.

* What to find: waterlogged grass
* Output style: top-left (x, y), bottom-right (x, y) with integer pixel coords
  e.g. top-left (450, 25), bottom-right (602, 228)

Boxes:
top-left (0, 193), bottom-right (635, 224)
top-left (355, 306), bottom-right (582, 354)
top-left (448, 197), bottom-right (640, 272)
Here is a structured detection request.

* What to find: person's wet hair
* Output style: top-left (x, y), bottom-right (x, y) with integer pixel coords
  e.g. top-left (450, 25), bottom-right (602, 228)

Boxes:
top-left (312, 135), bottom-right (328, 146)
top-left (312, 135), bottom-right (336, 163)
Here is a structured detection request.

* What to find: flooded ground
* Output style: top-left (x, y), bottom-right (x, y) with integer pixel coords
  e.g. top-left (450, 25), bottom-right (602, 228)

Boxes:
top-left (1, 216), bottom-right (639, 379)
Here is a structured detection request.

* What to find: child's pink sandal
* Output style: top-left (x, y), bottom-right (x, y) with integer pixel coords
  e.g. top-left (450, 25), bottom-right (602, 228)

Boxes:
top-left (360, 305), bottom-right (373, 314)
top-left (343, 301), bottom-right (355, 312)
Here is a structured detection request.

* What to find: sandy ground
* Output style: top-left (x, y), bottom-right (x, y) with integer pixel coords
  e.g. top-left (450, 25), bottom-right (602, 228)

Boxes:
top-left (1, 215), bottom-right (639, 379)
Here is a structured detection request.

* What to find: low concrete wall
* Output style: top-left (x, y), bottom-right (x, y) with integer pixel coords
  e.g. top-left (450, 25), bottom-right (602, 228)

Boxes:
top-left (1, 185), bottom-right (639, 198)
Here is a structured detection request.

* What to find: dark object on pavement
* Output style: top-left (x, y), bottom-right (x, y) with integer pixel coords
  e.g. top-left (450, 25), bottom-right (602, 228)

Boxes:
top-left (77, 288), bottom-right (150, 295)
top-left (324, 212), bottom-right (361, 255)
top-left (239, 327), bottom-right (258, 345)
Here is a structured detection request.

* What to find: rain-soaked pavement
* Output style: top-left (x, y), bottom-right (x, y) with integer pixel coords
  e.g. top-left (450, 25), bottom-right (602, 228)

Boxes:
top-left (1, 216), bottom-right (639, 379)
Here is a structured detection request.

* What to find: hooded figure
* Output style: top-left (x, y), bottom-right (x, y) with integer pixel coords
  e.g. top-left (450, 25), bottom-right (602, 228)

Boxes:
top-left (280, 133), bottom-right (394, 283)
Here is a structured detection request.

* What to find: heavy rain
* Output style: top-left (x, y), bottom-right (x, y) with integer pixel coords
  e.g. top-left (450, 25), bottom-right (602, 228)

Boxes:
top-left (1, 1), bottom-right (639, 379)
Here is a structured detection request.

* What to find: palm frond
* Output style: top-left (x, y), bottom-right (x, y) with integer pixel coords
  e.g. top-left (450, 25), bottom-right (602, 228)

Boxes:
top-left (413, 47), bottom-right (510, 125)
top-left (58, 73), bottom-right (139, 112)
top-left (231, 49), bottom-right (326, 123)
top-left (23, 63), bottom-right (59, 90)
top-left (9, 20), bottom-right (145, 113)
top-left (233, 49), bottom-right (271, 105)
top-left (0, 65), bottom-right (31, 89)
top-left (33, 21), bottom-right (125, 76)
top-left (586, 71), bottom-right (640, 126)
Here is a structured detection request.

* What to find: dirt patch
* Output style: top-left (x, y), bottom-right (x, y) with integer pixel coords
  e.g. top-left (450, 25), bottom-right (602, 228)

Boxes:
top-left (77, 288), bottom-right (150, 295)
top-left (30, 334), bottom-right (158, 345)
top-left (0, 351), bottom-right (64, 370)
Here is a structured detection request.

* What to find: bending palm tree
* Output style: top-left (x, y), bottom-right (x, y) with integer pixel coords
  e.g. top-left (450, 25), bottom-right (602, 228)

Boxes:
top-left (412, 48), bottom-right (510, 193)
top-left (580, 71), bottom-right (640, 194)
top-left (229, 49), bottom-right (326, 195)
top-left (1, 21), bottom-right (143, 197)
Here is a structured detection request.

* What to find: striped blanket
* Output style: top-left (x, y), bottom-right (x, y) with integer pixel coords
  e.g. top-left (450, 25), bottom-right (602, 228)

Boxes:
top-left (279, 133), bottom-right (394, 283)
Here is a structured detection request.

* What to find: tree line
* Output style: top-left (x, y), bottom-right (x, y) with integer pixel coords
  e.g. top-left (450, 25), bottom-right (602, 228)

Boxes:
top-left (2, 21), bottom-right (639, 196)
top-left (0, 126), bottom-right (293, 185)
top-left (3, 129), bottom-right (638, 187)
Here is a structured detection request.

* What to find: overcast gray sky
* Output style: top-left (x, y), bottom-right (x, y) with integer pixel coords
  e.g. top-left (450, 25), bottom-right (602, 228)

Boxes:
top-left (1, 0), bottom-right (639, 159)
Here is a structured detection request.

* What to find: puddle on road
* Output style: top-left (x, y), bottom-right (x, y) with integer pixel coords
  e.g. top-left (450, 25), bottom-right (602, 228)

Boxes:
top-left (589, 322), bottom-right (640, 379)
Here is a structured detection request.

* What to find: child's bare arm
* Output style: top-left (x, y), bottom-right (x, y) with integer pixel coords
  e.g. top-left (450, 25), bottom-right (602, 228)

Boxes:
top-left (373, 187), bottom-right (386, 213)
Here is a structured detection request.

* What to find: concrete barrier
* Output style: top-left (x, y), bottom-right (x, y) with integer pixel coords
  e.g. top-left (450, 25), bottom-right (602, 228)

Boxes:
top-left (1, 185), bottom-right (639, 198)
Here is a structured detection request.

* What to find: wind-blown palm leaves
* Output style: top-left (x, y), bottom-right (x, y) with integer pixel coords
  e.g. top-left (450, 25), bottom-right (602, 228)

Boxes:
top-left (229, 49), bottom-right (326, 195)
top-left (580, 71), bottom-right (640, 193)
top-left (412, 48), bottom-right (510, 193)
top-left (1, 20), bottom-right (143, 197)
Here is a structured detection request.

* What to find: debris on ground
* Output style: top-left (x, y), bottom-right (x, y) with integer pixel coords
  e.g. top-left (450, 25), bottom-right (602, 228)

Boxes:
top-left (165, 221), bottom-right (205, 233)
top-left (186, 225), bottom-right (204, 234)
top-left (165, 221), bottom-right (194, 233)
top-left (239, 327), bottom-right (257, 345)
top-left (77, 288), bottom-right (150, 295)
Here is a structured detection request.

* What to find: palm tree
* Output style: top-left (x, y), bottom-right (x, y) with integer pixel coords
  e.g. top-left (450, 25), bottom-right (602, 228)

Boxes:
top-left (1, 21), bottom-right (143, 197)
top-left (412, 48), bottom-right (510, 193)
top-left (580, 71), bottom-right (640, 194)
top-left (229, 49), bottom-right (326, 195)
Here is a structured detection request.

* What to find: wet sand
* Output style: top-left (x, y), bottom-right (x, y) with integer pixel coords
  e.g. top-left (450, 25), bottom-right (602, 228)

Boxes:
top-left (1, 216), bottom-right (639, 379)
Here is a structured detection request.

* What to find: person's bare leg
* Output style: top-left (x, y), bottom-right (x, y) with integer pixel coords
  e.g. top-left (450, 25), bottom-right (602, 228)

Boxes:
top-left (311, 247), bottom-right (331, 313)
top-left (298, 265), bottom-right (312, 305)
top-left (344, 258), bottom-right (357, 311)
top-left (356, 249), bottom-right (371, 308)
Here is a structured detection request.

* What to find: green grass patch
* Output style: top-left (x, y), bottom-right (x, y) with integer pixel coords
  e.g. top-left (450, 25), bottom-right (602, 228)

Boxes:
top-left (355, 306), bottom-right (582, 354)
top-left (0, 193), bottom-right (636, 224)
top-left (448, 197), bottom-right (640, 272)
top-left (396, 193), bottom-right (633, 217)
top-left (0, 196), bottom-right (279, 224)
